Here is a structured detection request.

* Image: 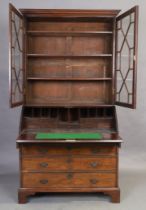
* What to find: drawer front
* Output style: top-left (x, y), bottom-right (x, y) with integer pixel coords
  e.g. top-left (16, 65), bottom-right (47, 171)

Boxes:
top-left (22, 172), bottom-right (116, 188)
top-left (21, 145), bottom-right (117, 156)
top-left (71, 157), bottom-right (116, 171)
top-left (22, 157), bottom-right (68, 171)
top-left (22, 157), bottom-right (116, 172)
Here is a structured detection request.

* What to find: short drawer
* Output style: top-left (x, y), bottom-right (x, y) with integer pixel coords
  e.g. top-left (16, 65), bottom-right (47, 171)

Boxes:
top-left (22, 172), bottom-right (116, 188)
top-left (72, 157), bottom-right (116, 171)
top-left (21, 145), bottom-right (117, 156)
top-left (22, 156), bottom-right (116, 172)
top-left (22, 157), bottom-right (68, 171)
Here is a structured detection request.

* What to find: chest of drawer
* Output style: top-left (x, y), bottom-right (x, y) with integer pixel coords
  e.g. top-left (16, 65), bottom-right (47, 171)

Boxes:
top-left (21, 144), bottom-right (117, 156)
top-left (22, 156), bottom-right (117, 172)
top-left (22, 172), bottom-right (116, 188)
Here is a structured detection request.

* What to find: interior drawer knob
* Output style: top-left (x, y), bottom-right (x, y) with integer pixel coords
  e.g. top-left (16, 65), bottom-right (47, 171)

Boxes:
top-left (67, 158), bottom-right (72, 163)
top-left (40, 179), bottom-right (48, 185)
top-left (67, 173), bottom-right (73, 180)
top-left (90, 179), bottom-right (99, 184)
top-left (38, 148), bottom-right (48, 154)
top-left (66, 146), bottom-right (72, 150)
top-left (39, 162), bottom-right (48, 168)
top-left (91, 148), bottom-right (101, 154)
top-left (90, 162), bottom-right (98, 167)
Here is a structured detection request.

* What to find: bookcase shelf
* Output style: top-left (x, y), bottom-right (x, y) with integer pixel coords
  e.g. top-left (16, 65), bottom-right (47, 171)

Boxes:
top-left (27, 54), bottom-right (113, 58)
top-left (27, 30), bottom-right (113, 37)
top-left (25, 102), bottom-right (114, 108)
top-left (27, 77), bottom-right (112, 81)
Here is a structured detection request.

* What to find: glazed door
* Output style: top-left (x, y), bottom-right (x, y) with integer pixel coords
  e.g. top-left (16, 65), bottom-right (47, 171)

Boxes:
top-left (115, 6), bottom-right (138, 108)
top-left (9, 3), bottom-right (24, 107)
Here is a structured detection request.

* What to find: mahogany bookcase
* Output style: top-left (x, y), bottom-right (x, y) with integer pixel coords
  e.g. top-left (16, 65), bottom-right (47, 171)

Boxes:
top-left (9, 3), bottom-right (138, 203)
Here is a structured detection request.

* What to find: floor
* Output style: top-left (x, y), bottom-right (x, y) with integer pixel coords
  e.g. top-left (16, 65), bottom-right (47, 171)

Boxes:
top-left (0, 150), bottom-right (146, 210)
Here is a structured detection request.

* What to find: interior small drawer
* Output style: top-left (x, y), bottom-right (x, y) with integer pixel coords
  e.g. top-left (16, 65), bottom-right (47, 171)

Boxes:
top-left (21, 156), bottom-right (117, 172)
top-left (21, 145), bottom-right (117, 156)
top-left (22, 172), bottom-right (117, 188)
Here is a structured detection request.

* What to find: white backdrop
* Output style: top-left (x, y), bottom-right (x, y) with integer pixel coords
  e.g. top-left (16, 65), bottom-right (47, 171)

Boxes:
top-left (0, 0), bottom-right (145, 167)
top-left (0, 0), bottom-right (145, 207)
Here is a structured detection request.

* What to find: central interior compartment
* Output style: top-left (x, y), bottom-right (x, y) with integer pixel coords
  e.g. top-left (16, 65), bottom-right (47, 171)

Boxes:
top-left (22, 106), bottom-right (117, 136)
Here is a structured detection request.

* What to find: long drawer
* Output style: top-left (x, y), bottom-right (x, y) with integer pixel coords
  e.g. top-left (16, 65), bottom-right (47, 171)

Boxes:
top-left (22, 156), bottom-right (116, 172)
top-left (22, 172), bottom-right (116, 188)
top-left (21, 145), bottom-right (117, 156)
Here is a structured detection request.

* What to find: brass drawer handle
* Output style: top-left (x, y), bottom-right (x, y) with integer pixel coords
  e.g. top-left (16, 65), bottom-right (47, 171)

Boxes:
top-left (39, 162), bottom-right (48, 168)
top-left (40, 179), bottom-right (48, 184)
top-left (90, 179), bottom-right (99, 184)
top-left (90, 162), bottom-right (98, 168)
top-left (67, 173), bottom-right (73, 180)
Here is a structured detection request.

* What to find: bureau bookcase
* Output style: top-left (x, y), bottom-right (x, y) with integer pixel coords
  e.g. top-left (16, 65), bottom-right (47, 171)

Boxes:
top-left (9, 4), bottom-right (138, 203)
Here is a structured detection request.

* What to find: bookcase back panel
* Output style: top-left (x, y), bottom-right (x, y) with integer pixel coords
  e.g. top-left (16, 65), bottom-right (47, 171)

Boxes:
top-left (25, 17), bottom-right (114, 106)
top-left (28, 58), bottom-right (112, 78)
top-left (28, 36), bottom-right (112, 55)
top-left (26, 81), bottom-right (112, 105)
top-left (27, 19), bottom-right (113, 32)
top-left (72, 82), bottom-right (111, 102)
top-left (27, 81), bottom-right (70, 102)
top-left (71, 36), bottom-right (112, 55)
top-left (28, 37), bottom-right (66, 55)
